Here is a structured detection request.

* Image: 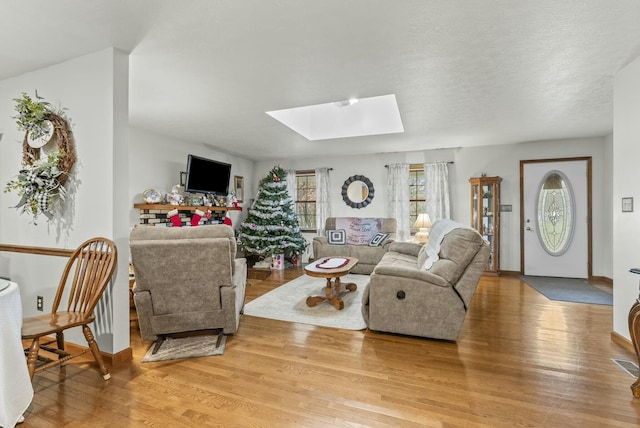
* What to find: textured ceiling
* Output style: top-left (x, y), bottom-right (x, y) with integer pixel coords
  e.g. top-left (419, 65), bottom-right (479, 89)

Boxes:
top-left (2, 0), bottom-right (640, 160)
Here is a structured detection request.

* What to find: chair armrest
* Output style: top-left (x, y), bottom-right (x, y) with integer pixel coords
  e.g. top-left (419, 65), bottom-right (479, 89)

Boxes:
top-left (373, 265), bottom-right (449, 287)
top-left (388, 242), bottom-right (422, 258)
top-left (132, 289), bottom-right (158, 341)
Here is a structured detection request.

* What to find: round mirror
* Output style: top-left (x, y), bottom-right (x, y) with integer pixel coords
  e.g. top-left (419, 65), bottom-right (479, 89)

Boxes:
top-left (342, 175), bottom-right (374, 209)
top-left (347, 181), bottom-right (368, 203)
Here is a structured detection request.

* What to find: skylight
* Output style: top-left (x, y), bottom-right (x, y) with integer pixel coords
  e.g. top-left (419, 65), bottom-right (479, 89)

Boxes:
top-left (266, 94), bottom-right (404, 141)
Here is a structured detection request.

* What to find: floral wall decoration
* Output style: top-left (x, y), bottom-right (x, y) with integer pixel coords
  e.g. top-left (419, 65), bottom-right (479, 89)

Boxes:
top-left (3, 91), bottom-right (77, 224)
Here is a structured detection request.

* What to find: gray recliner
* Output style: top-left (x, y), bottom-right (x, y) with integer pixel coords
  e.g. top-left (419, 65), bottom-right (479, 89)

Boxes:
top-left (130, 225), bottom-right (247, 342)
top-left (362, 220), bottom-right (489, 340)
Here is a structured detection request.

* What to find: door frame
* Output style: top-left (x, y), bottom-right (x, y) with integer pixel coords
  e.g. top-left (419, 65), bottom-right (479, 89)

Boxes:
top-left (519, 157), bottom-right (593, 279)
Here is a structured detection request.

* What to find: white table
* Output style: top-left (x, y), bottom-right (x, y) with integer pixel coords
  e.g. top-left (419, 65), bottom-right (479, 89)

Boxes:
top-left (0, 280), bottom-right (33, 427)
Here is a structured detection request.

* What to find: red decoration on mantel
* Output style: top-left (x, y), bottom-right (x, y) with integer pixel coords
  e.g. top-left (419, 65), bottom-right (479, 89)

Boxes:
top-left (190, 209), bottom-right (206, 226)
top-left (223, 212), bottom-right (232, 226)
top-left (168, 209), bottom-right (182, 227)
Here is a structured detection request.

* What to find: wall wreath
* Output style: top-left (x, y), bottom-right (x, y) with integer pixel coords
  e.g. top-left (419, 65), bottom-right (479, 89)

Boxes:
top-left (4, 92), bottom-right (76, 223)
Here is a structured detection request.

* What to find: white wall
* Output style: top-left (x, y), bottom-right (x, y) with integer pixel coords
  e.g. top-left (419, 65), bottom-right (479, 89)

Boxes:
top-left (612, 55), bottom-right (640, 340)
top-left (256, 136), bottom-right (611, 276)
top-left (129, 127), bottom-right (255, 230)
top-left (0, 48), bottom-right (130, 353)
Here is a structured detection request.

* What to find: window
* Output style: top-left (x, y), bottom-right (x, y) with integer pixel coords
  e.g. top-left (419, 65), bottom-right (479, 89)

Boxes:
top-left (536, 171), bottom-right (575, 255)
top-left (409, 165), bottom-right (426, 229)
top-left (296, 171), bottom-right (316, 231)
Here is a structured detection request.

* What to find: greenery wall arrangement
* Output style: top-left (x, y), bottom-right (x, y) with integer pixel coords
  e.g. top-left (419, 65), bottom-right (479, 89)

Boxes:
top-left (3, 91), bottom-right (76, 224)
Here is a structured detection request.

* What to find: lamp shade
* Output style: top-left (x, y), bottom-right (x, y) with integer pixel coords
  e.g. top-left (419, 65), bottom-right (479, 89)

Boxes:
top-left (413, 213), bottom-right (432, 229)
top-left (413, 213), bottom-right (432, 243)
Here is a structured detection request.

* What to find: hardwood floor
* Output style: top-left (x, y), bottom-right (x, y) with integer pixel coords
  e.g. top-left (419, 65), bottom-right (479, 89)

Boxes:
top-left (20, 269), bottom-right (640, 427)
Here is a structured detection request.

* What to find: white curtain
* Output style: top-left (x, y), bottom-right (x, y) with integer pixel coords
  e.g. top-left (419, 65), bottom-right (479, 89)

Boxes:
top-left (424, 161), bottom-right (451, 221)
top-left (386, 163), bottom-right (410, 241)
top-left (315, 167), bottom-right (331, 236)
top-left (286, 169), bottom-right (297, 203)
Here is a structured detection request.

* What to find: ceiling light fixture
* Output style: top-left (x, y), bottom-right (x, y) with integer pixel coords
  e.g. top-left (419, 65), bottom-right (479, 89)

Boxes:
top-left (335, 98), bottom-right (359, 108)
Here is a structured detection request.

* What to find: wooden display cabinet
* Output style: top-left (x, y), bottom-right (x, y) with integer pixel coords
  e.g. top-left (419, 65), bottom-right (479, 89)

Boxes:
top-left (469, 176), bottom-right (502, 275)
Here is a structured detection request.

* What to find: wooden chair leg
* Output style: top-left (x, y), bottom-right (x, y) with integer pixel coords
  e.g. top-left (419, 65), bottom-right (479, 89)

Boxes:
top-left (56, 331), bottom-right (65, 358)
top-left (628, 301), bottom-right (640, 398)
top-left (152, 336), bottom-right (166, 355)
top-left (82, 325), bottom-right (111, 380)
top-left (26, 339), bottom-right (40, 380)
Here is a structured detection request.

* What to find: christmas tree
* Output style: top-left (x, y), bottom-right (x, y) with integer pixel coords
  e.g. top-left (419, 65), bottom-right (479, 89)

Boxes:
top-left (238, 165), bottom-right (308, 259)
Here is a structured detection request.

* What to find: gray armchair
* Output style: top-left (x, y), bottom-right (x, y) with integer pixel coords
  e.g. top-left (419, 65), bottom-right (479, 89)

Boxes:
top-left (362, 220), bottom-right (489, 340)
top-left (130, 225), bottom-right (246, 342)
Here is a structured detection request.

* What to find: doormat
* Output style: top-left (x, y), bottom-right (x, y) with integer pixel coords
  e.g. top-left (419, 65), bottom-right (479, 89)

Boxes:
top-left (518, 275), bottom-right (612, 305)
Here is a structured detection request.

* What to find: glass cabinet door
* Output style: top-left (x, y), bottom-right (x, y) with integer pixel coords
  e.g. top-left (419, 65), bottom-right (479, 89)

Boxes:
top-left (469, 177), bottom-right (501, 275)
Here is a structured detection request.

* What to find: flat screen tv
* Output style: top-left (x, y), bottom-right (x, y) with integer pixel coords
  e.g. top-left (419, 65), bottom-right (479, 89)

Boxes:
top-left (184, 154), bottom-right (232, 195)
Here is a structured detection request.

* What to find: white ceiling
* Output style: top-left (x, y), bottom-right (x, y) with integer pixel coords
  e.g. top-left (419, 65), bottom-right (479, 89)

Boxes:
top-left (2, 1), bottom-right (640, 161)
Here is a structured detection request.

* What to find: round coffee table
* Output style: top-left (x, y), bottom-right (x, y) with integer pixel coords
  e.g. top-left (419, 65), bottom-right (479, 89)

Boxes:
top-left (304, 257), bottom-right (359, 310)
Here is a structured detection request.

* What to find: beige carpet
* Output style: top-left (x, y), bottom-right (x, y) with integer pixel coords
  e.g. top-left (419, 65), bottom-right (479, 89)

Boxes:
top-left (243, 273), bottom-right (369, 330)
top-left (142, 334), bottom-right (226, 362)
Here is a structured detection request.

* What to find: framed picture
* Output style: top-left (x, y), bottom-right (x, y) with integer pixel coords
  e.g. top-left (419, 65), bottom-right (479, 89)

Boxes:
top-left (622, 197), bottom-right (634, 212)
top-left (234, 175), bottom-right (244, 203)
top-left (180, 171), bottom-right (186, 187)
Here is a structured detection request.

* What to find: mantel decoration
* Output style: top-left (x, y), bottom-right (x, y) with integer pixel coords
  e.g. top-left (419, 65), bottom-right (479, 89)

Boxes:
top-left (3, 91), bottom-right (76, 223)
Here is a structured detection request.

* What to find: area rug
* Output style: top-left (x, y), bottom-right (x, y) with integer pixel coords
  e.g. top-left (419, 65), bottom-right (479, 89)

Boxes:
top-left (243, 274), bottom-right (369, 330)
top-left (518, 275), bottom-right (612, 305)
top-left (142, 334), bottom-right (226, 363)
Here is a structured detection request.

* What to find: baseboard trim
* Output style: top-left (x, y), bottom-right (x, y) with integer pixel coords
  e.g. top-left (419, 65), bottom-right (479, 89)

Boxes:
top-left (611, 331), bottom-right (635, 355)
top-left (107, 347), bottom-right (133, 366)
top-left (499, 270), bottom-right (520, 277)
top-left (592, 275), bottom-right (613, 285)
top-left (31, 337), bottom-right (133, 366)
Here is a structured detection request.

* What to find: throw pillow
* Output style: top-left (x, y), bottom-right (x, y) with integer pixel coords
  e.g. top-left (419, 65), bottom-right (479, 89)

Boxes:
top-left (368, 232), bottom-right (390, 247)
top-left (327, 229), bottom-right (347, 245)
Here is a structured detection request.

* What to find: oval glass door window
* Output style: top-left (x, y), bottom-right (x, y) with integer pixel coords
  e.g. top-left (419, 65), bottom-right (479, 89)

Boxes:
top-left (536, 171), bottom-right (575, 256)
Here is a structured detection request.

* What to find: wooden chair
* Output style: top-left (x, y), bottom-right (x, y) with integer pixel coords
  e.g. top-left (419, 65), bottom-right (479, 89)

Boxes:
top-left (21, 237), bottom-right (117, 381)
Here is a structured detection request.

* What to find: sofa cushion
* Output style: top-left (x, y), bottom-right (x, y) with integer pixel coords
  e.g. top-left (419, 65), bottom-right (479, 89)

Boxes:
top-left (376, 250), bottom-right (418, 271)
top-left (351, 243), bottom-right (390, 266)
top-left (369, 232), bottom-right (389, 247)
top-left (327, 229), bottom-right (346, 245)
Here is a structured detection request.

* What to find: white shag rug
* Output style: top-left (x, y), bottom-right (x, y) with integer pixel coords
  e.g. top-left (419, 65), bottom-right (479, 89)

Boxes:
top-left (243, 273), bottom-right (369, 330)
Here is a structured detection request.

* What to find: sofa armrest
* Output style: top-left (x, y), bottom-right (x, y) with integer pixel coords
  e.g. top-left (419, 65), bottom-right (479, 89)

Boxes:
top-left (313, 236), bottom-right (328, 245)
top-left (373, 265), bottom-right (449, 287)
top-left (381, 239), bottom-right (395, 250)
top-left (388, 242), bottom-right (423, 258)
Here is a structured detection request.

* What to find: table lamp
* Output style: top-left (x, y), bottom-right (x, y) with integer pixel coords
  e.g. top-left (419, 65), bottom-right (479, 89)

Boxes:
top-left (413, 213), bottom-right (432, 243)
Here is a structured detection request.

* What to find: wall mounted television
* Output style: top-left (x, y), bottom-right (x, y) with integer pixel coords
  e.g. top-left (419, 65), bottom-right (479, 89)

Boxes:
top-left (184, 154), bottom-right (232, 195)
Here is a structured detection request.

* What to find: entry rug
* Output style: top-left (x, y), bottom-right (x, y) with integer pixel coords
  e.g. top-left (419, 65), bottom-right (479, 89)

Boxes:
top-left (142, 334), bottom-right (226, 362)
top-left (518, 275), bottom-right (612, 305)
top-left (243, 273), bottom-right (369, 330)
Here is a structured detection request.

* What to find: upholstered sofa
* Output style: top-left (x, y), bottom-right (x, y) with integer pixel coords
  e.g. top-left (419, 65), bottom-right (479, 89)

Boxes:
top-left (312, 217), bottom-right (397, 274)
top-left (361, 219), bottom-right (489, 340)
top-left (130, 225), bottom-right (247, 341)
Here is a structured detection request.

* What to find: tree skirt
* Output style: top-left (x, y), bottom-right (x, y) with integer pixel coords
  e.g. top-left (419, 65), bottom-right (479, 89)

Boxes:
top-left (243, 273), bottom-right (369, 330)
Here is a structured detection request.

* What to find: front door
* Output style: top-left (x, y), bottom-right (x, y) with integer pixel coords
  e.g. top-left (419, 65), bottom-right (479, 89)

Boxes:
top-left (521, 158), bottom-right (590, 278)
